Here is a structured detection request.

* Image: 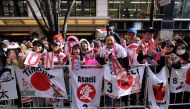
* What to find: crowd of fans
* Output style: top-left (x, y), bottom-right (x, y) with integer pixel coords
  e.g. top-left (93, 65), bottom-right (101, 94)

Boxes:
top-left (0, 26), bottom-right (190, 107)
top-left (0, 27), bottom-right (189, 72)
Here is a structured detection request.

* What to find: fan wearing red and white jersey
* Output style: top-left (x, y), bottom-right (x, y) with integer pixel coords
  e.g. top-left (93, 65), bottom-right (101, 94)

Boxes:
top-left (125, 28), bottom-right (139, 66)
top-left (96, 35), bottom-right (129, 70)
top-left (50, 40), bottom-right (68, 66)
top-left (140, 27), bottom-right (156, 54)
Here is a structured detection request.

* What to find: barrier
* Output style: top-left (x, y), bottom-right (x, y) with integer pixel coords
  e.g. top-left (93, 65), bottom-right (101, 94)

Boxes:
top-left (0, 65), bottom-right (190, 109)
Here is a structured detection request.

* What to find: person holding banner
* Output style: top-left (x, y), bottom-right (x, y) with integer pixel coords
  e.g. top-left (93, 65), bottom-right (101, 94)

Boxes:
top-left (96, 35), bottom-right (128, 69)
top-left (6, 42), bottom-right (20, 65)
top-left (125, 28), bottom-right (140, 67)
top-left (154, 36), bottom-right (166, 53)
top-left (162, 40), bottom-right (181, 69)
top-left (53, 34), bottom-right (65, 53)
top-left (175, 43), bottom-right (190, 64)
top-left (97, 35), bottom-right (129, 106)
top-left (31, 40), bottom-right (46, 65)
top-left (66, 36), bottom-right (79, 55)
top-left (79, 39), bottom-right (99, 65)
top-left (140, 27), bottom-right (156, 54)
top-left (50, 40), bottom-right (68, 66)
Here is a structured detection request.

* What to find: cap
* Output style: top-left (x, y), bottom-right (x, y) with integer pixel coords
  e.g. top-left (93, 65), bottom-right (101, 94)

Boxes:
top-left (7, 42), bottom-right (20, 49)
top-left (2, 40), bottom-right (10, 46)
top-left (127, 28), bottom-right (137, 35)
top-left (53, 34), bottom-right (64, 41)
top-left (145, 27), bottom-right (155, 33)
top-left (52, 40), bottom-right (61, 46)
top-left (165, 40), bottom-right (175, 47)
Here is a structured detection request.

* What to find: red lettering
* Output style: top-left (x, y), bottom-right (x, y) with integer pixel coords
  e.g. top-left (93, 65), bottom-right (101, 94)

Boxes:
top-left (112, 59), bottom-right (122, 74)
top-left (70, 55), bottom-right (76, 72)
top-left (45, 52), bottom-right (54, 68)
top-left (27, 52), bottom-right (41, 66)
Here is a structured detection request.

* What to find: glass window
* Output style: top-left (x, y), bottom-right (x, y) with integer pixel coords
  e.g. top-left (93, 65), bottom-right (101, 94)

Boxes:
top-left (59, 0), bottom-right (68, 16)
top-left (174, 0), bottom-right (190, 18)
top-left (0, 0), bottom-right (28, 17)
top-left (109, 0), bottom-right (161, 19)
top-left (59, 0), bottom-right (96, 17)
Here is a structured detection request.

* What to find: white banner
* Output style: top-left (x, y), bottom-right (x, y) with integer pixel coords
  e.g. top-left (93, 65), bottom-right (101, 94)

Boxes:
top-left (104, 65), bottom-right (145, 98)
top-left (24, 51), bottom-right (41, 67)
top-left (71, 68), bottom-right (104, 109)
top-left (15, 67), bottom-right (67, 99)
top-left (170, 64), bottom-right (190, 93)
top-left (0, 66), bottom-right (18, 100)
top-left (125, 43), bottom-right (139, 66)
top-left (44, 52), bottom-right (54, 69)
top-left (147, 66), bottom-right (169, 109)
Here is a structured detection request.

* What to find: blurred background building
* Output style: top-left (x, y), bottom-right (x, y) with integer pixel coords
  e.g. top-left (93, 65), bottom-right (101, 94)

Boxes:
top-left (0, 0), bottom-right (189, 41)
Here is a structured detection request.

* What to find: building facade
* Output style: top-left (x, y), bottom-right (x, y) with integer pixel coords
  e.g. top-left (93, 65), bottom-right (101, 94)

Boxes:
top-left (0, 0), bottom-right (190, 41)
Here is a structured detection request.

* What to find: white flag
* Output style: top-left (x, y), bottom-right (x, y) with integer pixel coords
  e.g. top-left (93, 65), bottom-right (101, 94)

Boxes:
top-left (147, 66), bottom-right (169, 109)
top-left (24, 51), bottom-right (41, 67)
top-left (170, 64), bottom-right (190, 93)
top-left (104, 66), bottom-right (145, 98)
top-left (44, 52), bottom-right (54, 69)
top-left (71, 68), bottom-right (104, 109)
top-left (15, 67), bottom-right (67, 99)
top-left (0, 66), bottom-right (18, 100)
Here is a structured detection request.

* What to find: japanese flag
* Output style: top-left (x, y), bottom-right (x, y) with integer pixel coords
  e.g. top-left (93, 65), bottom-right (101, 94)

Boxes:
top-left (147, 66), bottom-right (169, 109)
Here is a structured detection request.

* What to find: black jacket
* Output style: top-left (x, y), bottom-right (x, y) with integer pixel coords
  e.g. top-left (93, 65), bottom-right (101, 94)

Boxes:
top-left (110, 32), bottom-right (121, 44)
top-left (137, 51), bottom-right (181, 73)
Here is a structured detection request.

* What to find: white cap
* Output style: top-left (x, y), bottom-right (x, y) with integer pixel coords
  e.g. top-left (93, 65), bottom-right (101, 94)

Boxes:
top-left (7, 42), bottom-right (20, 49)
top-left (2, 40), bottom-right (10, 46)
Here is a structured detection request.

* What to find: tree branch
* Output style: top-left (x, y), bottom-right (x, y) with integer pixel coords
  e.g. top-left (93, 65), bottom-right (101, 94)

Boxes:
top-left (53, 0), bottom-right (60, 34)
top-left (34, 0), bottom-right (50, 31)
top-left (62, 0), bottom-right (75, 40)
top-left (26, 0), bottom-right (47, 33)
top-left (44, 0), bottom-right (55, 31)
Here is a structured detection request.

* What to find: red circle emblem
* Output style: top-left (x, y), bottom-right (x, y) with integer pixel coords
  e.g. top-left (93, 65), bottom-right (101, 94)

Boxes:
top-left (77, 83), bottom-right (96, 103)
top-left (31, 72), bottom-right (51, 91)
top-left (117, 72), bottom-right (134, 90)
top-left (153, 85), bottom-right (166, 102)
top-left (186, 68), bottom-right (190, 85)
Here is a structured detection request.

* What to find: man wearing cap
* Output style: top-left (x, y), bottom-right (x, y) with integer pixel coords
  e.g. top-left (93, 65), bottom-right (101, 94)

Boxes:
top-left (126, 28), bottom-right (138, 45)
top-left (140, 27), bottom-right (156, 54)
top-left (125, 28), bottom-right (140, 66)
top-left (108, 25), bottom-right (121, 44)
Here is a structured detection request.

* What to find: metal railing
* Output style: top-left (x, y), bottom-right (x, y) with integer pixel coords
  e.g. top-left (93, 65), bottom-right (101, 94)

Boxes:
top-left (0, 65), bottom-right (190, 109)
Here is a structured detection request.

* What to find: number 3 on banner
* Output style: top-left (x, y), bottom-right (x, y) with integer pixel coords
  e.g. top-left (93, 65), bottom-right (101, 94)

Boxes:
top-left (107, 82), bottom-right (113, 93)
